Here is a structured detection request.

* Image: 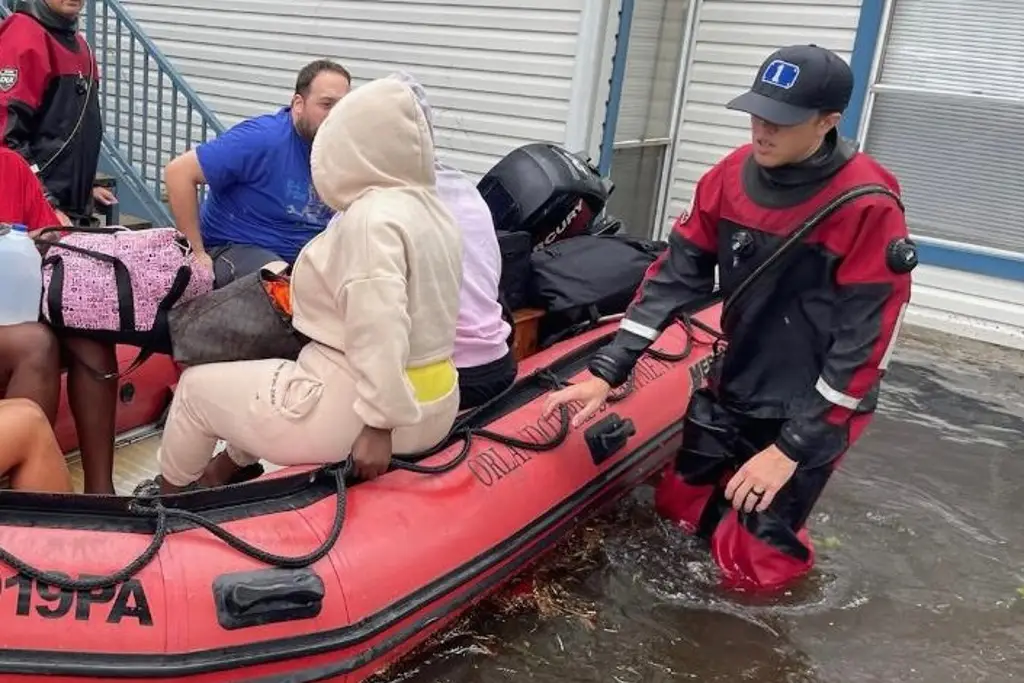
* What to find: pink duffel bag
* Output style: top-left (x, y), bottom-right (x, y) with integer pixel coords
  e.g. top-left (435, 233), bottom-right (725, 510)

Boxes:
top-left (38, 226), bottom-right (213, 356)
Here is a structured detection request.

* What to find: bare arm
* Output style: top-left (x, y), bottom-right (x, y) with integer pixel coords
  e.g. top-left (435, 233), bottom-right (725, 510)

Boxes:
top-left (164, 150), bottom-right (207, 256)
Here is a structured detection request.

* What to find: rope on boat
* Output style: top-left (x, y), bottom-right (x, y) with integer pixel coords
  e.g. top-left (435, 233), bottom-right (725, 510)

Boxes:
top-left (0, 315), bottom-right (723, 590)
top-left (0, 461), bottom-right (352, 591)
top-left (388, 314), bottom-right (718, 475)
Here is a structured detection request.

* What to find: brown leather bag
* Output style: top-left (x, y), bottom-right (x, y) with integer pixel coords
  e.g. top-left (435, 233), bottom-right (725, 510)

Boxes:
top-left (167, 267), bottom-right (308, 367)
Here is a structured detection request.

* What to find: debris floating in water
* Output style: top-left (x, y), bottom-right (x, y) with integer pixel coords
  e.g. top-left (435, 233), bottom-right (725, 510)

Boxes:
top-left (365, 517), bottom-right (614, 681)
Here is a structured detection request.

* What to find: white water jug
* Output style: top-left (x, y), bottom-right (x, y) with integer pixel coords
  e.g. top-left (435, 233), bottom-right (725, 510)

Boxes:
top-left (0, 223), bottom-right (43, 325)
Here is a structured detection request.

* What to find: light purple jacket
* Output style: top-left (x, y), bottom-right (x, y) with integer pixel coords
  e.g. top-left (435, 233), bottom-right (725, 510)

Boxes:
top-left (391, 71), bottom-right (512, 369)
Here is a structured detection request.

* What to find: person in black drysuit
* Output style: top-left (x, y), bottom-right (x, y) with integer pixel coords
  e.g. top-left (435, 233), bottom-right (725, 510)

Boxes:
top-left (543, 45), bottom-right (918, 592)
top-left (0, 0), bottom-right (116, 226)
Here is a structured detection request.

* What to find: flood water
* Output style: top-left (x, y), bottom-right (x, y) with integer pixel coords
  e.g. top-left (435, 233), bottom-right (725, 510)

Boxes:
top-left (382, 327), bottom-right (1024, 683)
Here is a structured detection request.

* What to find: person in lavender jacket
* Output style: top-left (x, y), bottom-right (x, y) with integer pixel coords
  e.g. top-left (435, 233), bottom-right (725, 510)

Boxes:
top-left (393, 72), bottom-right (517, 409)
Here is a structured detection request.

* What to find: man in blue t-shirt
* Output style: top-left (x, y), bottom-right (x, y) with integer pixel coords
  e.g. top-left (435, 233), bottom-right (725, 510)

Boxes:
top-left (164, 59), bottom-right (351, 286)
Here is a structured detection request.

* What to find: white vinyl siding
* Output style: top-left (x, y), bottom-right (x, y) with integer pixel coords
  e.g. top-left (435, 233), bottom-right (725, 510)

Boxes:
top-left (659, 0), bottom-right (861, 236)
top-left (114, 0), bottom-right (590, 179)
top-left (861, 0), bottom-right (1024, 254)
top-left (607, 0), bottom-right (690, 239)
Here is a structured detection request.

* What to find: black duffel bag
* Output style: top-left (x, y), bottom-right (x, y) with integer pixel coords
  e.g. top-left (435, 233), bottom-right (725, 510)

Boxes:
top-left (527, 233), bottom-right (665, 348)
top-left (496, 229), bottom-right (532, 311)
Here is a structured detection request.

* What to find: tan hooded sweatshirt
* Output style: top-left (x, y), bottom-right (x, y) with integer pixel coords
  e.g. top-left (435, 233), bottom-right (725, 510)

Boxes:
top-left (289, 77), bottom-right (464, 430)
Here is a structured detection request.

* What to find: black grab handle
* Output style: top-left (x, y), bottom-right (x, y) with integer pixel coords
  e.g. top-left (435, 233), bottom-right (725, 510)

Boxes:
top-left (213, 567), bottom-right (325, 630)
top-left (584, 413), bottom-right (637, 466)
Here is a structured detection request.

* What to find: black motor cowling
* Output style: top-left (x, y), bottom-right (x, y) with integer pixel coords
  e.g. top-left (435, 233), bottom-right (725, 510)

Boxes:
top-left (477, 143), bottom-right (614, 251)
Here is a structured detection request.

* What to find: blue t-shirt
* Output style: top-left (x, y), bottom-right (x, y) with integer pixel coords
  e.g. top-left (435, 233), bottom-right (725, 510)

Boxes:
top-left (195, 107), bottom-right (334, 264)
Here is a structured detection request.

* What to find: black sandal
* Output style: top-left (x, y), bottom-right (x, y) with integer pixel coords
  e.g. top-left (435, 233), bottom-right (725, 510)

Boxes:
top-left (132, 475), bottom-right (202, 498)
top-left (132, 462), bottom-right (264, 497)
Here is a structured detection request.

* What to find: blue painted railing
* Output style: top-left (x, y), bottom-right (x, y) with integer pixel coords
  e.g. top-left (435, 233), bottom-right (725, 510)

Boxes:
top-left (598, 0), bottom-right (635, 177)
top-left (82, 0), bottom-right (225, 223)
top-left (2, 0), bottom-right (225, 225)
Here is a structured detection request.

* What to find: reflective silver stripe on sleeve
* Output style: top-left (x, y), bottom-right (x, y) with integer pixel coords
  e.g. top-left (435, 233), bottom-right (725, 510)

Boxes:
top-left (620, 318), bottom-right (660, 341)
top-left (815, 376), bottom-right (861, 410)
top-left (879, 302), bottom-right (907, 371)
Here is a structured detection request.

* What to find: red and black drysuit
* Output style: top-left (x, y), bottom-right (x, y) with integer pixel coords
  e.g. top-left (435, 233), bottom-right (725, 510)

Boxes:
top-left (587, 130), bottom-right (914, 591)
top-left (0, 0), bottom-right (102, 221)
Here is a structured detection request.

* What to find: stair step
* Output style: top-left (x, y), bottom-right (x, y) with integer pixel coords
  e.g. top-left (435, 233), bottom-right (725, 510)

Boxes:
top-left (119, 213), bottom-right (153, 230)
top-left (92, 212), bottom-right (152, 230)
top-left (94, 172), bottom-right (117, 189)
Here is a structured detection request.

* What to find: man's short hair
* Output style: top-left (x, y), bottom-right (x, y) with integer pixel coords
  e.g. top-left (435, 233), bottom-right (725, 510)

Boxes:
top-left (295, 59), bottom-right (351, 97)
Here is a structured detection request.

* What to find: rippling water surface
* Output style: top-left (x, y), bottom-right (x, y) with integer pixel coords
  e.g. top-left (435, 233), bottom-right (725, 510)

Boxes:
top-left (380, 328), bottom-right (1024, 683)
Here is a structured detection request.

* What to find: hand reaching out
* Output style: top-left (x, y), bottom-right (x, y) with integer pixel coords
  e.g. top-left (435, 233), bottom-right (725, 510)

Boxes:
top-left (92, 186), bottom-right (118, 206)
top-left (541, 375), bottom-right (612, 428)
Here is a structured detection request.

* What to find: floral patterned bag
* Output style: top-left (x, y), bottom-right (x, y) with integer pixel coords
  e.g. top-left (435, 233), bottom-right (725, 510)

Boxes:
top-left (38, 226), bottom-right (213, 363)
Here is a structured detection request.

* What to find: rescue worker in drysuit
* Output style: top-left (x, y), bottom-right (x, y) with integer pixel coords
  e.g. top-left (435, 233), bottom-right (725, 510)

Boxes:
top-left (0, 0), bottom-right (116, 226)
top-left (543, 45), bottom-right (918, 592)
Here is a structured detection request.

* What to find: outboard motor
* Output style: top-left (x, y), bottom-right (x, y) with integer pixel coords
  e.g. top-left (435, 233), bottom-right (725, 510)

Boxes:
top-left (478, 143), bottom-right (614, 251)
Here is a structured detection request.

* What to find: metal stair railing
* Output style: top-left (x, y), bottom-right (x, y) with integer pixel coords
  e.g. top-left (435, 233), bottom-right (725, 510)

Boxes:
top-left (83, 0), bottom-right (226, 219)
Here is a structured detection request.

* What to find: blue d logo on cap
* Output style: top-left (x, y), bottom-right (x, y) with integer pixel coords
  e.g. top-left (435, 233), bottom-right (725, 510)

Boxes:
top-left (761, 60), bottom-right (800, 89)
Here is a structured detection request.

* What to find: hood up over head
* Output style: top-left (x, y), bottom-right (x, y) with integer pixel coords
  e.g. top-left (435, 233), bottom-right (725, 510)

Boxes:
top-left (388, 71), bottom-right (435, 142)
top-left (18, 0), bottom-right (78, 35)
top-left (387, 71), bottom-right (476, 182)
top-left (310, 76), bottom-right (435, 212)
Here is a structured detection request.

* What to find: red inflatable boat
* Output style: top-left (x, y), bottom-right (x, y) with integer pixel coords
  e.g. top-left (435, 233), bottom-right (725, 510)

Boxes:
top-left (0, 298), bottom-right (721, 683)
top-left (53, 346), bottom-right (180, 455)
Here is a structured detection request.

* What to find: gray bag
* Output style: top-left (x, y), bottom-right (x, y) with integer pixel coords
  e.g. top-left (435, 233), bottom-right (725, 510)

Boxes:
top-left (167, 267), bottom-right (307, 366)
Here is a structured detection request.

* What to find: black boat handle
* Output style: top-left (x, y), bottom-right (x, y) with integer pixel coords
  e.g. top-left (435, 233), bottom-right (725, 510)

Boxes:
top-left (213, 567), bottom-right (325, 630)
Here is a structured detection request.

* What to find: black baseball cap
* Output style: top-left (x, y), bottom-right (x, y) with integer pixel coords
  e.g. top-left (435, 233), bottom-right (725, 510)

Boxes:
top-left (726, 45), bottom-right (854, 126)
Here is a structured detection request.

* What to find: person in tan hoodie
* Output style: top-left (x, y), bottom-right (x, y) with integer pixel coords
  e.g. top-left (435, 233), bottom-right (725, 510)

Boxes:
top-left (149, 76), bottom-right (464, 492)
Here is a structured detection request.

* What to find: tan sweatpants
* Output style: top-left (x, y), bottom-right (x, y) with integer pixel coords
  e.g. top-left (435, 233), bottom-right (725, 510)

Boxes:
top-left (158, 343), bottom-right (460, 486)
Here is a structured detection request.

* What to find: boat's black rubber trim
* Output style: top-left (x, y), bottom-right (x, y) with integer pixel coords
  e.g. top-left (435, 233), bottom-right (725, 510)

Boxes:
top-left (0, 292), bottom-right (721, 534)
top-left (0, 420), bottom-right (685, 678)
top-left (0, 330), bottom-right (607, 533)
top-left (251, 428), bottom-right (681, 683)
